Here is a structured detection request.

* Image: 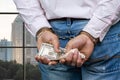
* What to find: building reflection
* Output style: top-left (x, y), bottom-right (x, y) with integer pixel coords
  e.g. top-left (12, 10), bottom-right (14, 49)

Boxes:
top-left (0, 38), bottom-right (12, 61)
top-left (11, 15), bottom-right (37, 65)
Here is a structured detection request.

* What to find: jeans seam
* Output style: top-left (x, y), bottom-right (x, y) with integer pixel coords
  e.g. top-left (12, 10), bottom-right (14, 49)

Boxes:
top-left (87, 54), bottom-right (120, 63)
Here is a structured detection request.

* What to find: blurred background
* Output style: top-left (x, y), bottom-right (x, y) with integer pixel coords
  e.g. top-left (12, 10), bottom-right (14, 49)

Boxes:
top-left (0, 0), bottom-right (41, 80)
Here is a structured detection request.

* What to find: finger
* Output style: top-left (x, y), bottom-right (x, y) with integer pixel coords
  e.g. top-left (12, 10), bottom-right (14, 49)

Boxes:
top-left (48, 61), bottom-right (58, 65)
top-left (65, 52), bottom-right (74, 65)
top-left (59, 58), bottom-right (66, 64)
top-left (76, 52), bottom-right (87, 67)
top-left (65, 43), bottom-right (72, 53)
top-left (71, 50), bottom-right (78, 66)
top-left (52, 37), bottom-right (60, 53)
top-left (37, 38), bottom-right (43, 50)
top-left (36, 56), bottom-right (44, 63)
top-left (76, 54), bottom-right (82, 67)
top-left (40, 56), bottom-right (50, 64)
top-left (35, 55), bottom-right (40, 62)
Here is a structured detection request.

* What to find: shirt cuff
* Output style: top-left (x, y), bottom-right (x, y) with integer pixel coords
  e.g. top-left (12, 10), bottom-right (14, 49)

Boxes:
top-left (25, 16), bottom-right (51, 37)
top-left (83, 16), bottom-right (111, 41)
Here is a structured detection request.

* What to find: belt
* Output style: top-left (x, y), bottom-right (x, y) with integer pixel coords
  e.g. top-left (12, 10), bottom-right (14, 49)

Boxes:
top-left (48, 17), bottom-right (88, 21)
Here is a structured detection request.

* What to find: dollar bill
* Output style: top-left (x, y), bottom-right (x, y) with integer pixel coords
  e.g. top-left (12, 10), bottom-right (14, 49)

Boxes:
top-left (38, 43), bottom-right (66, 60)
top-left (38, 43), bottom-right (86, 60)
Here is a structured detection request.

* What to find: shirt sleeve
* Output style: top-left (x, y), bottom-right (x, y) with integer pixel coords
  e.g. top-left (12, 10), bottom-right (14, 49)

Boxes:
top-left (13, 0), bottom-right (51, 36)
top-left (83, 0), bottom-right (120, 41)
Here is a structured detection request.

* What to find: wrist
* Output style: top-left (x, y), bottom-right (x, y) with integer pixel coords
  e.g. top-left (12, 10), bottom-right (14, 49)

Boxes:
top-left (80, 31), bottom-right (99, 45)
top-left (36, 27), bottom-right (53, 40)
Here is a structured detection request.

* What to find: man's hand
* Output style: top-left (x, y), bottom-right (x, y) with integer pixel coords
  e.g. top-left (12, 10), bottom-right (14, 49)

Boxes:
top-left (35, 28), bottom-right (60, 65)
top-left (60, 33), bottom-right (94, 67)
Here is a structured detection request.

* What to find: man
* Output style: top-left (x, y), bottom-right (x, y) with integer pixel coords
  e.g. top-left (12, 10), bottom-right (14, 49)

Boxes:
top-left (14, 0), bottom-right (120, 80)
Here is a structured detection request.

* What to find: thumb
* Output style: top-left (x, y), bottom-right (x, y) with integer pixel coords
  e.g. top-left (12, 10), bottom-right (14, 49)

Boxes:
top-left (65, 43), bottom-right (72, 53)
top-left (52, 38), bottom-right (60, 53)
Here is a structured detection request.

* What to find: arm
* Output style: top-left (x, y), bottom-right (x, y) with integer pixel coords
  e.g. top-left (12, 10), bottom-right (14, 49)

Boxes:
top-left (14, 0), bottom-right (60, 65)
top-left (83, 0), bottom-right (120, 41)
top-left (13, 0), bottom-right (51, 36)
top-left (63, 0), bottom-right (120, 67)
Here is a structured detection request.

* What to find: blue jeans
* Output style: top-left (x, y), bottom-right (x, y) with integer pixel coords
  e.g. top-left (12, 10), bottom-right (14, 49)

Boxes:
top-left (38, 18), bottom-right (120, 80)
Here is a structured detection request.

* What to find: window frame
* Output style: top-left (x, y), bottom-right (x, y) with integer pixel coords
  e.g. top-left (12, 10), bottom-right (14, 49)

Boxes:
top-left (0, 12), bottom-right (37, 80)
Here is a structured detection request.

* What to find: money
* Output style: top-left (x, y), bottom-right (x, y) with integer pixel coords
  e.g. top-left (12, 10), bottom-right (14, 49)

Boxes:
top-left (38, 43), bottom-right (66, 60)
top-left (38, 43), bottom-right (86, 60)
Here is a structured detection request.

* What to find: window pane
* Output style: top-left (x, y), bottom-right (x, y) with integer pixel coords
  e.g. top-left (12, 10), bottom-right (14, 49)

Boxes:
top-left (0, 48), bottom-right (13, 62)
top-left (25, 63), bottom-right (41, 80)
top-left (25, 48), bottom-right (41, 80)
top-left (25, 48), bottom-right (37, 65)
top-left (0, 0), bottom-right (18, 12)
top-left (0, 48), bottom-right (23, 80)
top-left (13, 48), bottom-right (23, 64)
top-left (25, 28), bottom-right (37, 47)
top-left (0, 14), bottom-right (23, 46)
top-left (0, 48), bottom-right (23, 64)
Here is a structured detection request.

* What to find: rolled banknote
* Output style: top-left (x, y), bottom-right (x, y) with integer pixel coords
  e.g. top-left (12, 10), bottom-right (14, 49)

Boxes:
top-left (60, 49), bottom-right (86, 59)
top-left (38, 43), bottom-right (86, 60)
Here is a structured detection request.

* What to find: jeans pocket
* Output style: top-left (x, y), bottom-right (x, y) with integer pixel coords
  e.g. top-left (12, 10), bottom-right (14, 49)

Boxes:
top-left (39, 62), bottom-right (80, 72)
top-left (85, 22), bottom-right (120, 73)
top-left (84, 57), bottom-right (120, 73)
